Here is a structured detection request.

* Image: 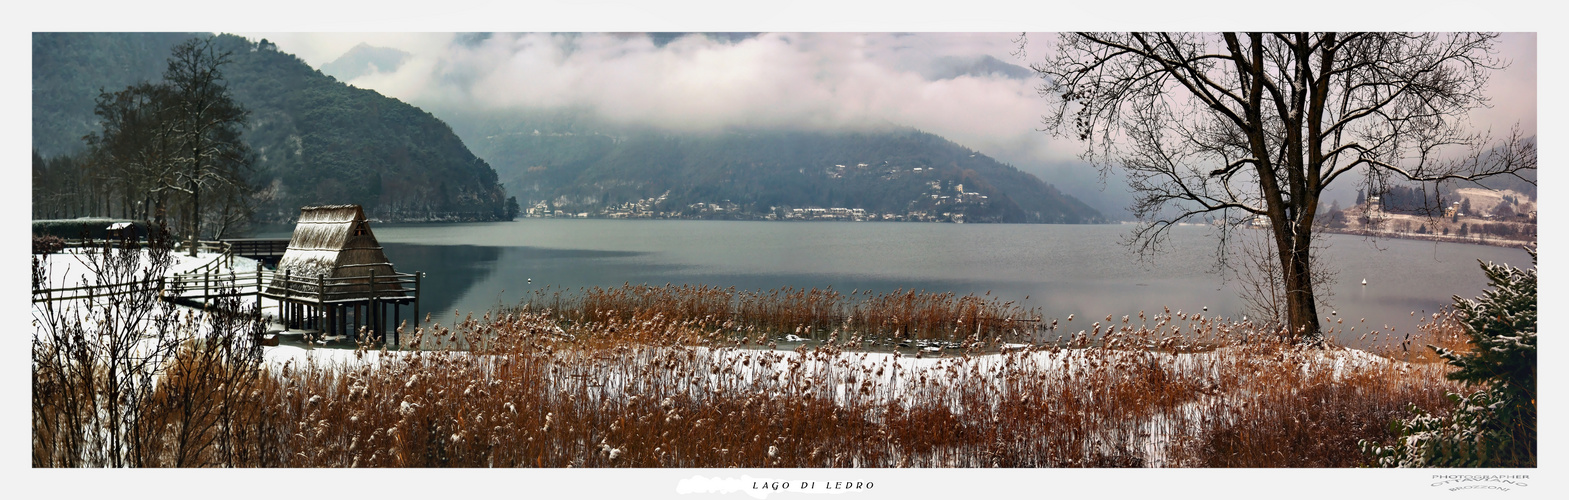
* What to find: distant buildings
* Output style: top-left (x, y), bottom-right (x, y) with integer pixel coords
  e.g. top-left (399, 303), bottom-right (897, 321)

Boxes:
top-left (516, 162), bottom-right (994, 223)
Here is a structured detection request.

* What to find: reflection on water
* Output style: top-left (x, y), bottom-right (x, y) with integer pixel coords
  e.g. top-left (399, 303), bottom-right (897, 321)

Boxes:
top-left (260, 219), bottom-right (1532, 347)
top-left (379, 244), bottom-right (503, 319)
top-left (380, 244), bottom-right (662, 321)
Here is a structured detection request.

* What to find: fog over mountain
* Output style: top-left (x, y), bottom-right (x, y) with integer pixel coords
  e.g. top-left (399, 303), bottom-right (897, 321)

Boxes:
top-left (319, 43), bottom-right (411, 82)
top-left (249, 32), bottom-right (1537, 220)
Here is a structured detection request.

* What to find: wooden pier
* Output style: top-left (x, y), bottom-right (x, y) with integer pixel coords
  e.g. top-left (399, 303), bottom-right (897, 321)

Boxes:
top-left (222, 238), bottom-right (290, 265)
top-left (182, 264), bottom-right (422, 344)
top-left (33, 261), bottom-right (423, 346)
top-left (33, 205), bottom-right (424, 347)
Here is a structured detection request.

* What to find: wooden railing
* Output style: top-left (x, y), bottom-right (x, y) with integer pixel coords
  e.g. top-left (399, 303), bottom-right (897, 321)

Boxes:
top-left (34, 267), bottom-right (422, 310)
top-left (51, 238), bottom-right (235, 266)
top-left (255, 269), bottom-right (420, 303)
top-left (186, 249), bottom-right (234, 278)
top-left (34, 243), bottom-right (423, 342)
top-left (223, 239), bottom-right (289, 260)
top-left (31, 277), bottom-right (165, 303)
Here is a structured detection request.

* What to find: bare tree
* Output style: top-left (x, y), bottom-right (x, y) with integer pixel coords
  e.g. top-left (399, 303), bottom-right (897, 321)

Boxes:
top-left (164, 36), bottom-right (251, 255)
top-left (32, 229), bottom-right (183, 466)
top-left (87, 82), bottom-right (183, 222)
top-left (1036, 32), bottom-right (1535, 340)
top-left (1232, 227), bottom-right (1336, 329)
top-left (33, 224), bottom-right (273, 467)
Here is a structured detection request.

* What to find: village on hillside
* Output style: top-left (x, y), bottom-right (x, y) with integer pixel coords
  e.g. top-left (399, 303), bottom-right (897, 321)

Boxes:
top-left (1314, 188), bottom-right (1537, 247)
top-left (520, 176), bottom-right (997, 223)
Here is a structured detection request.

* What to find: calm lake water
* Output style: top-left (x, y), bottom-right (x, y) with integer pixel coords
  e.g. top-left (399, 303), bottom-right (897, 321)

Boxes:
top-left (259, 220), bottom-right (1531, 346)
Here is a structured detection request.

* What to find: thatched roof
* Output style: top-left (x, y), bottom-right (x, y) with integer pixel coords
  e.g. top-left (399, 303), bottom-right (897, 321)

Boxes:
top-left (269, 205), bottom-right (404, 300)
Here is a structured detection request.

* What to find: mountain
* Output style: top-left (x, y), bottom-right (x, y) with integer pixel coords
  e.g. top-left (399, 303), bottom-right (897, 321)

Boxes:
top-left (1444, 136), bottom-right (1538, 200)
top-left (32, 32), bottom-right (202, 158)
top-left (924, 55), bottom-right (1034, 81)
top-left (436, 108), bottom-right (1104, 223)
top-left (647, 33), bottom-right (760, 47)
top-left (31, 33), bottom-right (513, 222)
top-left (320, 43), bottom-right (411, 81)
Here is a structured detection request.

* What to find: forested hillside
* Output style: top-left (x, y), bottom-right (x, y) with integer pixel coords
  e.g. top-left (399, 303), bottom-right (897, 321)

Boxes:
top-left (439, 108), bottom-right (1103, 223)
top-left (32, 32), bottom-right (199, 158)
top-left (31, 33), bottom-right (514, 225)
top-left (36, 33), bottom-right (1098, 226)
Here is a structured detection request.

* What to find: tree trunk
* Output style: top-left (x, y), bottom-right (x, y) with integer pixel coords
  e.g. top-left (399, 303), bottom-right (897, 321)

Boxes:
top-left (1279, 226), bottom-right (1322, 341)
top-left (188, 171), bottom-right (199, 257)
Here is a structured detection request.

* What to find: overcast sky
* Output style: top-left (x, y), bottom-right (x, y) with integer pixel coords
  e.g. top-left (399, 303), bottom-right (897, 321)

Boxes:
top-left (241, 32), bottom-right (1535, 181)
top-left (243, 32), bottom-right (1067, 166)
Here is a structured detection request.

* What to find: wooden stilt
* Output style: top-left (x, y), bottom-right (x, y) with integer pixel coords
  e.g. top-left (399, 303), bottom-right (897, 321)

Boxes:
top-left (317, 274), bottom-right (326, 334)
top-left (284, 269), bottom-right (291, 327)
top-left (369, 269), bottom-right (378, 341)
top-left (255, 263), bottom-right (263, 322)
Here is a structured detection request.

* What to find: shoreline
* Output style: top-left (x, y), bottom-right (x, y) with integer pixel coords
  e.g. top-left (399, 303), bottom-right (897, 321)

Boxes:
top-left (1317, 226), bottom-right (1535, 249)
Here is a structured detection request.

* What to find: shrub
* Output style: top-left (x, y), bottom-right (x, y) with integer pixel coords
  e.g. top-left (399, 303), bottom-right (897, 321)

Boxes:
top-left (32, 235), bottom-right (65, 254)
top-left (1364, 248), bottom-right (1536, 467)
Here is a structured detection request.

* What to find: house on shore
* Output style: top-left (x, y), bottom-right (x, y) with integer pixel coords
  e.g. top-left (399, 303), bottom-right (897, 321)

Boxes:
top-left (265, 205), bottom-right (418, 341)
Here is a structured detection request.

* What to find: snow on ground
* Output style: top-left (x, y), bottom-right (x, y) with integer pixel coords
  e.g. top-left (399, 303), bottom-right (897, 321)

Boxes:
top-left (264, 343), bottom-right (394, 368)
top-left (249, 340), bottom-right (1412, 466)
top-left (34, 246), bottom-right (1423, 467)
top-left (32, 247), bottom-right (275, 348)
top-left (32, 247), bottom-right (241, 288)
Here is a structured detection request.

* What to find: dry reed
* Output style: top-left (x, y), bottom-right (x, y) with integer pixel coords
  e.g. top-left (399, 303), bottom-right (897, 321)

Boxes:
top-left (35, 272), bottom-right (1467, 467)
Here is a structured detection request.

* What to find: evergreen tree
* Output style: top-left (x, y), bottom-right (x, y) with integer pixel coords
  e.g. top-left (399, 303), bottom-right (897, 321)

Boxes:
top-left (1364, 249), bottom-right (1536, 467)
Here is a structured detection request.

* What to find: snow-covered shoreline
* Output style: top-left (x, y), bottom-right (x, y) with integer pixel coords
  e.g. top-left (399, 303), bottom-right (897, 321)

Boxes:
top-left (32, 245), bottom-right (1454, 468)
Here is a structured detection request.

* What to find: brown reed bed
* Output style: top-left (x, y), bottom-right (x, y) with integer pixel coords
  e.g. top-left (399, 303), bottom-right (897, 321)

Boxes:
top-left (34, 272), bottom-right (1468, 467)
top-left (518, 284), bottom-right (1045, 346)
top-left (101, 313), bottom-right (1472, 466)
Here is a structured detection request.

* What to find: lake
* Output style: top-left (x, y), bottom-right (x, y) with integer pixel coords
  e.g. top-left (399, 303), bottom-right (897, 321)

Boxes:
top-left (259, 220), bottom-right (1532, 347)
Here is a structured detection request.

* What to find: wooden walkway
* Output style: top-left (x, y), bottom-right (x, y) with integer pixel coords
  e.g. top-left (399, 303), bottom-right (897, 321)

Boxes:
top-left (222, 238), bottom-right (290, 264)
top-left (32, 242), bottom-right (422, 345)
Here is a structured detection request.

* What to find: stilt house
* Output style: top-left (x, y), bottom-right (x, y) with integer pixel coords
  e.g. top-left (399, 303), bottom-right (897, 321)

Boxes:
top-left (256, 205), bottom-right (421, 341)
top-left (268, 205), bottom-right (404, 299)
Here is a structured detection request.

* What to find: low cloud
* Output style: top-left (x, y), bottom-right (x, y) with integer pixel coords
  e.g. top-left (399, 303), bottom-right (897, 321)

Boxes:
top-left (244, 31), bottom-right (1535, 215)
top-left (248, 31), bottom-right (1534, 167)
top-left (251, 32), bottom-right (1074, 165)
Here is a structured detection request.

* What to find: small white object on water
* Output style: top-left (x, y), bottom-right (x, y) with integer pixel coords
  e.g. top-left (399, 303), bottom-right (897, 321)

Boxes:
top-left (527, 278), bottom-right (532, 283)
top-left (1202, 306), bottom-right (1208, 311)
top-left (784, 334), bottom-right (805, 342)
top-left (1361, 278), bottom-right (1367, 285)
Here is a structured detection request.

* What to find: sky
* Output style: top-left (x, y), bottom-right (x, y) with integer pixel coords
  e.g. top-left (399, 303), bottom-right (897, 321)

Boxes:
top-left (238, 31), bottom-right (1538, 212)
top-left (244, 32), bottom-right (1073, 162)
